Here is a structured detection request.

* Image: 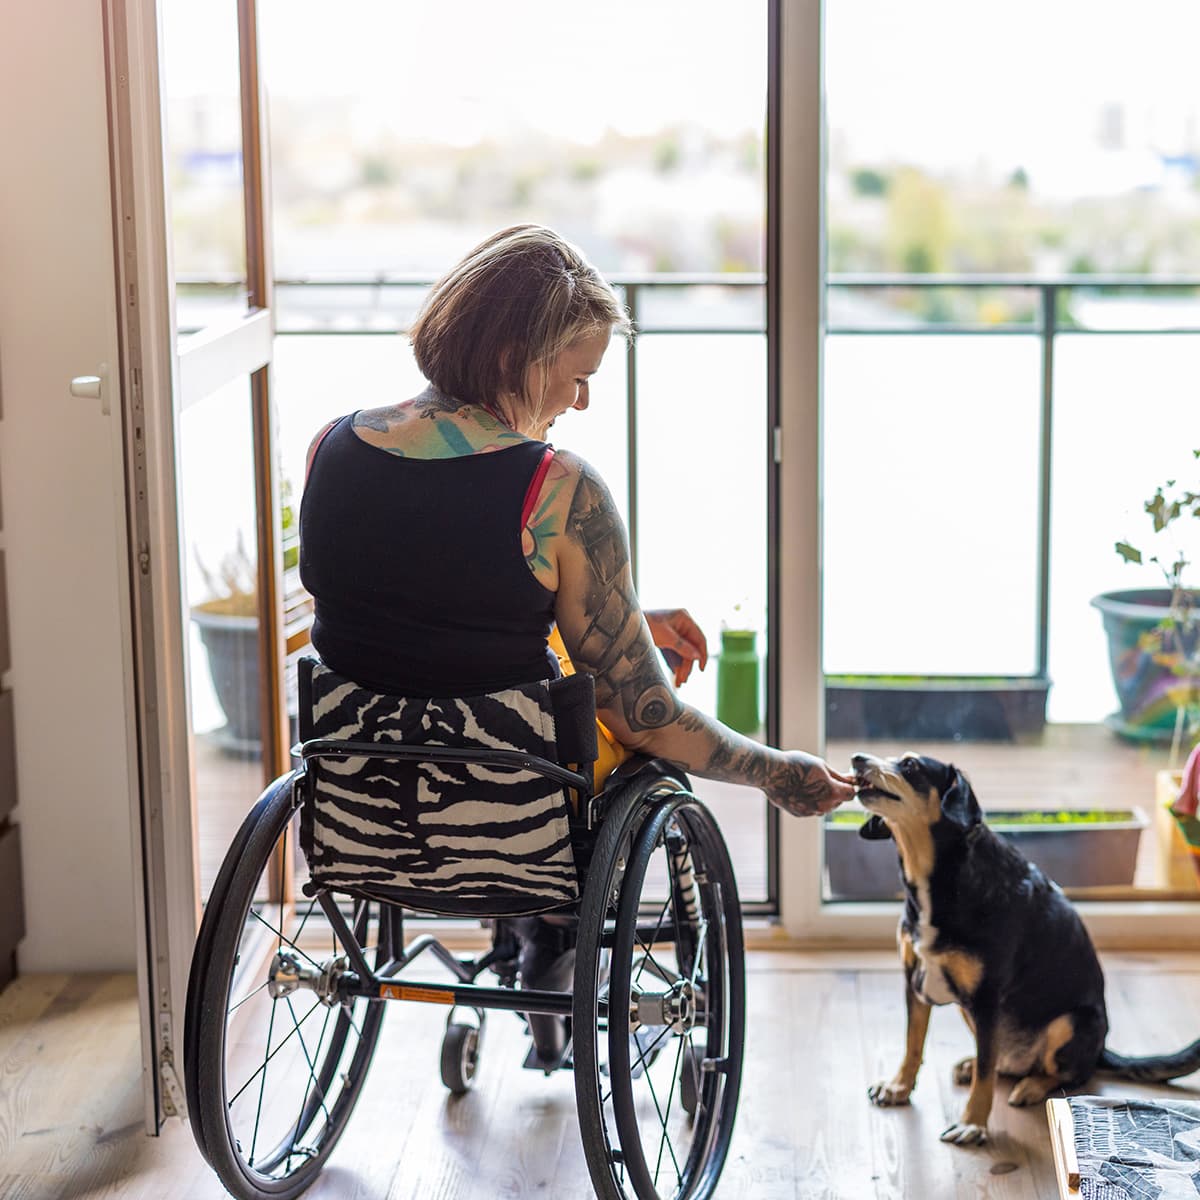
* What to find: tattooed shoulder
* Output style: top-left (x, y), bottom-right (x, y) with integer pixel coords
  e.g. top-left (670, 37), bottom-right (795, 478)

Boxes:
top-left (560, 455), bottom-right (680, 733)
top-left (352, 409), bottom-right (394, 433)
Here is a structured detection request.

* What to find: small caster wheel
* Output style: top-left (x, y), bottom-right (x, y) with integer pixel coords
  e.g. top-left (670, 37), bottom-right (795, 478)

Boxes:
top-left (440, 1021), bottom-right (481, 1095)
top-left (680, 1041), bottom-right (703, 1119)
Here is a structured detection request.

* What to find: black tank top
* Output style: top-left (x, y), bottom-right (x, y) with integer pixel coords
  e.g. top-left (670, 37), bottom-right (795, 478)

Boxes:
top-left (299, 414), bottom-right (559, 696)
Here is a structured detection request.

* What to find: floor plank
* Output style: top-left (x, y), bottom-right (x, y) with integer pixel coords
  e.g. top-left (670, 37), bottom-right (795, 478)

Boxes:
top-left (1, 953), bottom-right (1198, 1199)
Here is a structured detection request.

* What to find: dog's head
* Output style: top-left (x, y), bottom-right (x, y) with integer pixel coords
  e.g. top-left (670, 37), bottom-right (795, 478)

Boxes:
top-left (851, 752), bottom-right (981, 842)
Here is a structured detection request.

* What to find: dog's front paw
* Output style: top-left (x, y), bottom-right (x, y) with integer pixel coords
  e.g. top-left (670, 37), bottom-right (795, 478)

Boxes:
top-left (1008, 1076), bottom-right (1053, 1107)
top-left (868, 1078), bottom-right (913, 1106)
top-left (952, 1056), bottom-right (975, 1087)
top-left (940, 1121), bottom-right (988, 1146)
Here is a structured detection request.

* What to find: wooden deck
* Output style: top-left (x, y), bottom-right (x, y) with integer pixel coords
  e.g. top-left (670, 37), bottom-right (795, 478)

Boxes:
top-left (196, 721), bottom-right (1194, 904)
top-left (3, 952), bottom-right (1199, 1199)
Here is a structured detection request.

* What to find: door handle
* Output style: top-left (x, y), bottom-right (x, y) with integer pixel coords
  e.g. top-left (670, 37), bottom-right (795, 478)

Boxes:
top-left (69, 362), bottom-right (109, 414)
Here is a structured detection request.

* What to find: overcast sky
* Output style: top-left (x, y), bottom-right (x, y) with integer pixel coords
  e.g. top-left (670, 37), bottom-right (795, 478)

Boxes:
top-left (163, 0), bottom-right (1200, 182)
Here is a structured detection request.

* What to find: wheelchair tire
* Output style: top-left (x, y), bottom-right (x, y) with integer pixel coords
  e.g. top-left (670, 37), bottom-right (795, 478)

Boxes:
top-left (573, 762), bottom-right (745, 1200)
top-left (185, 771), bottom-right (386, 1200)
top-left (439, 1021), bottom-right (481, 1095)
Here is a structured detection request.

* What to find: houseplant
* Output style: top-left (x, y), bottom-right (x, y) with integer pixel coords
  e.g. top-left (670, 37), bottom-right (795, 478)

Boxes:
top-left (1092, 450), bottom-right (1200, 889)
top-left (191, 480), bottom-right (300, 753)
top-left (1092, 450), bottom-right (1199, 753)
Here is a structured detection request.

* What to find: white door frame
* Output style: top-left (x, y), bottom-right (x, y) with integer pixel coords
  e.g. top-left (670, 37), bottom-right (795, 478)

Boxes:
top-left (773, 0), bottom-right (1200, 950)
top-left (105, 0), bottom-right (279, 1131)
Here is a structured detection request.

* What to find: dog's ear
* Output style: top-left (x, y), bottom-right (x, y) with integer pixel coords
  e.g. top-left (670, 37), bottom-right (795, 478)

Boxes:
top-left (858, 814), bottom-right (894, 841)
top-left (940, 766), bottom-right (982, 830)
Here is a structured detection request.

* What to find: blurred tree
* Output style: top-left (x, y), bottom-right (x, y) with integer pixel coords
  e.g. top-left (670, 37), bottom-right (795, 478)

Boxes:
top-left (360, 155), bottom-right (396, 187)
top-left (654, 135), bottom-right (682, 173)
top-left (885, 169), bottom-right (952, 273)
top-left (851, 166), bottom-right (888, 196)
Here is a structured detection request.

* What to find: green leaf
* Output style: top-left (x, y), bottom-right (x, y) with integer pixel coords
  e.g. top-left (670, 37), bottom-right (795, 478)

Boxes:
top-left (1115, 541), bottom-right (1143, 564)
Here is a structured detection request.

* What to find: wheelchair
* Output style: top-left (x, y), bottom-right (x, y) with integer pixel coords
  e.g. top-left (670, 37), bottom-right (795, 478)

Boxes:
top-left (184, 661), bottom-right (746, 1200)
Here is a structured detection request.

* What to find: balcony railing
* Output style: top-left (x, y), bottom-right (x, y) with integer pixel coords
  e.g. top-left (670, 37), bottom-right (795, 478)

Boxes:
top-left (179, 271), bottom-right (1200, 701)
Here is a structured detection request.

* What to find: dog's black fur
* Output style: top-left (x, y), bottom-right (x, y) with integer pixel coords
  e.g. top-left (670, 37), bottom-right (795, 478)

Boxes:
top-left (853, 751), bottom-right (1200, 1145)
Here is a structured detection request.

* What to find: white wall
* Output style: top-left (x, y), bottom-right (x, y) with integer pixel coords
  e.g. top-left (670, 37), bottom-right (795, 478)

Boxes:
top-left (0, 2), bottom-right (139, 970)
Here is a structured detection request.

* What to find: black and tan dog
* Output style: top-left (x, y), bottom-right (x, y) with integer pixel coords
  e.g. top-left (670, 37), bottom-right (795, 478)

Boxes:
top-left (853, 751), bottom-right (1200, 1146)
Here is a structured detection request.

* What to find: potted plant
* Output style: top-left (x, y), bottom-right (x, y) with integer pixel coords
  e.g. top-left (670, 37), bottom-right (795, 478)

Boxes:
top-left (1092, 450), bottom-right (1199, 752)
top-left (1092, 451), bottom-right (1200, 891)
top-left (191, 480), bottom-right (300, 753)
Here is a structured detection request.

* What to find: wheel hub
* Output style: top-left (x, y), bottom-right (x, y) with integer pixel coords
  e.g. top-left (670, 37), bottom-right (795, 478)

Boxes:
top-left (629, 978), bottom-right (697, 1033)
top-left (267, 951), bottom-right (347, 1006)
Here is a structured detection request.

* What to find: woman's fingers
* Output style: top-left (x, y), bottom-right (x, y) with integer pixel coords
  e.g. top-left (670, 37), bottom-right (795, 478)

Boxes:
top-left (646, 608), bottom-right (709, 680)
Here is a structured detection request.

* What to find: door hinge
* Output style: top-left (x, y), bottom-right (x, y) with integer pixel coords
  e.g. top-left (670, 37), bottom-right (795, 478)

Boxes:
top-left (158, 1010), bottom-right (187, 1119)
top-left (772, 426), bottom-right (783, 464)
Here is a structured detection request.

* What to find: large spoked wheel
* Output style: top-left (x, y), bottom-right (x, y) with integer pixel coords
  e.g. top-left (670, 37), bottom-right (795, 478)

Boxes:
top-left (185, 772), bottom-right (388, 1200)
top-left (573, 764), bottom-right (745, 1200)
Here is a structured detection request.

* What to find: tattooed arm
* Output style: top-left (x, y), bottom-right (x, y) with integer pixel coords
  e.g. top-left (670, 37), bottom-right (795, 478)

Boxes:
top-left (550, 453), bottom-right (855, 817)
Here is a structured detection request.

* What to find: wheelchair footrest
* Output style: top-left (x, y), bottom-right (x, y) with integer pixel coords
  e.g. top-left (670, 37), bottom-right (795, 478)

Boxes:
top-left (522, 1035), bottom-right (574, 1075)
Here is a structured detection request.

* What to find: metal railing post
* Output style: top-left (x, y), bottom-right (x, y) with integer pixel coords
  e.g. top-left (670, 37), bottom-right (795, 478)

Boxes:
top-left (1036, 283), bottom-right (1058, 681)
top-left (625, 282), bottom-right (640, 588)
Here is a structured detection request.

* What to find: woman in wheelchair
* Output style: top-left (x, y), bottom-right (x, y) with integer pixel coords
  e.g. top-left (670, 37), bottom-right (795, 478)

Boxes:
top-left (186, 225), bottom-right (853, 1200)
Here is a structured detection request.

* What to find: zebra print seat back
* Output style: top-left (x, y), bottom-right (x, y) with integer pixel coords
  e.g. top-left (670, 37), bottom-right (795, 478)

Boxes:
top-left (298, 658), bottom-right (596, 916)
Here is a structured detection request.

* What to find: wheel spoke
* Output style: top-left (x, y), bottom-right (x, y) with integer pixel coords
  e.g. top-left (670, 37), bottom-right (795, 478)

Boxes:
top-left (247, 987), bottom-right (279, 1168)
top-left (228, 978), bottom-right (271, 1016)
top-left (634, 895), bottom-right (673, 987)
top-left (248, 906), bottom-right (323, 971)
top-left (635, 1032), bottom-right (683, 1187)
top-left (286, 995), bottom-right (335, 1131)
top-left (227, 998), bottom-right (324, 1109)
top-left (654, 1034), bottom-right (688, 1189)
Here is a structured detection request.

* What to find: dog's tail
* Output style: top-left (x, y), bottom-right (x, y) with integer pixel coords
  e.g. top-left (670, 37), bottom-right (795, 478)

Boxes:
top-left (1098, 1037), bottom-right (1200, 1083)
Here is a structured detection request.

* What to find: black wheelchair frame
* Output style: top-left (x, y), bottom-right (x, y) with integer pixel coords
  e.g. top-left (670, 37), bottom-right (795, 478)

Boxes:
top-left (184, 737), bottom-right (746, 1200)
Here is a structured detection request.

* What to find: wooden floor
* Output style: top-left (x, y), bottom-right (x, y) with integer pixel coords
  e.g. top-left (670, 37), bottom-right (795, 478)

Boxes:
top-left (3, 951), bottom-right (1199, 1199)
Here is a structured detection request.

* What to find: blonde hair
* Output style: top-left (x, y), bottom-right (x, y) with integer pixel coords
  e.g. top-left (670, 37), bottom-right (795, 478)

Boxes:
top-left (410, 225), bottom-right (632, 416)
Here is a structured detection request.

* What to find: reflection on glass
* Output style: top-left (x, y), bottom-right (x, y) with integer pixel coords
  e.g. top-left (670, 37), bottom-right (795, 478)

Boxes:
top-left (179, 377), bottom-right (263, 900)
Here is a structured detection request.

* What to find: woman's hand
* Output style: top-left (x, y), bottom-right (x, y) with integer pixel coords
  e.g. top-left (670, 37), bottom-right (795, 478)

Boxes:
top-left (764, 752), bottom-right (857, 818)
top-left (645, 608), bottom-right (708, 687)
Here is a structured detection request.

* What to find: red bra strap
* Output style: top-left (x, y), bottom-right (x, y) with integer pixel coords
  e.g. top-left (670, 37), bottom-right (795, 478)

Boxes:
top-left (304, 418), bottom-right (339, 484)
top-left (520, 447), bottom-right (556, 529)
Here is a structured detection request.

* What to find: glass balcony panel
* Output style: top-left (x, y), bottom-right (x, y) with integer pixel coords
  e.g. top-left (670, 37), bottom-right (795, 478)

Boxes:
top-left (1048, 332), bottom-right (1200, 725)
top-left (635, 332), bottom-right (768, 901)
top-left (179, 377), bottom-right (263, 901)
top-left (823, 333), bottom-right (1042, 677)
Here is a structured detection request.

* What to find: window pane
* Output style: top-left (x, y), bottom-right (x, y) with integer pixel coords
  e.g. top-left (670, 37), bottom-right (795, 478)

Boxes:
top-left (179, 378), bottom-right (262, 901)
top-left (823, 332), bottom-right (1042, 677)
top-left (161, 0), bottom-right (249, 331)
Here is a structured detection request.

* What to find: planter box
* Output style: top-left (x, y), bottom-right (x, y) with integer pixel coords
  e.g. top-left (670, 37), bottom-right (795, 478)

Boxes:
top-left (824, 807), bottom-right (1147, 900)
top-left (825, 675), bottom-right (1050, 742)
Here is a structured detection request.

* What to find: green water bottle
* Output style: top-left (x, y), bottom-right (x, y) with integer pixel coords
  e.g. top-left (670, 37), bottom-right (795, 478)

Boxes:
top-left (716, 628), bottom-right (760, 735)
